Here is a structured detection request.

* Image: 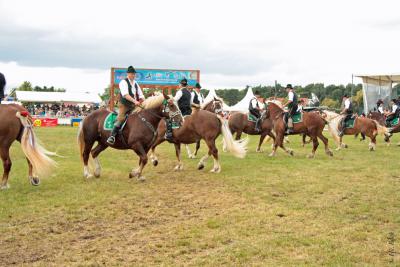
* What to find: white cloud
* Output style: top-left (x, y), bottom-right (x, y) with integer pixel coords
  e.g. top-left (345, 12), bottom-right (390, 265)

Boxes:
top-left (0, 0), bottom-right (400, 93)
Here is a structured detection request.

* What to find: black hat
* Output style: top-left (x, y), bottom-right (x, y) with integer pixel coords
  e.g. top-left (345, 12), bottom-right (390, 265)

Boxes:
top-left (376, 99), bottom-right (383, 104)
top-left (343, 94), bottom-right (349, 98)
top-left (254, 90), bottom-right (261, 96)
top-left (285, 84), bottom-right (293, 89)
top-left (180, 78), bottom-right (188, 85)
top-left (195, 82), bottom-right (201, 89)
top-left (391, 98), bottom-right (397, 102)
top-left (127, 66), bottom-right (136, 73)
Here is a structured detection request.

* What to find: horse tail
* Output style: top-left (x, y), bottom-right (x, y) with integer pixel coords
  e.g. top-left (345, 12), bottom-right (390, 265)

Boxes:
top-left (16, 112), bottom-right (57, 178)
top-left (372, 119), bottom-right (389, 136)
top-left (77, 118), bottom-right (85, 163)
top-left (217, 116), bottom-right (248, 158)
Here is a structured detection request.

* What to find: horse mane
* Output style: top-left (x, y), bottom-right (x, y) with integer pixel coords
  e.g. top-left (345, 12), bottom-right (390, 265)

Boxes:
top-left (134, 93), bottom-right (168, 112)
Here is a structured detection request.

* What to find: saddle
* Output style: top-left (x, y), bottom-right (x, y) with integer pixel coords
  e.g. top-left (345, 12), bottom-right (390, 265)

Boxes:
top-left (386, 117), bottom-right (400, 127)
top-left (284, 111), bottom-right (303, 124)
top-left (103, 112), bottom-right (129, 131)
top-left (340, 115), bottom-right (356, 129)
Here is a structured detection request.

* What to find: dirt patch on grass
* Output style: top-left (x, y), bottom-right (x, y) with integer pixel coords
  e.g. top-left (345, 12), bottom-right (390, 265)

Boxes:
top-left (0, 175), bottom-right (249, 265)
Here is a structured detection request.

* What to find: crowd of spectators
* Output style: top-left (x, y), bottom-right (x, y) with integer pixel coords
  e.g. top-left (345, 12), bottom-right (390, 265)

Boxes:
top-left (25, 103), bottom-right (99, 118)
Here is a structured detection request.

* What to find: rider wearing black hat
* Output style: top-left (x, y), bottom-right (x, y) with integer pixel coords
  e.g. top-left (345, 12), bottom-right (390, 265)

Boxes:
top-left (192, 82), bottom-right (204, 108)
top-left (164, 78), bottom-right (192, 141)
top-left (0, 72), bottom-right (5, 103)
top-left (385, 98), bottom-right (399, 127)
top-left (376, 99), bottom-right (384, 114)
top-left (107, 66), bottom-right (145, 145)
top-left (338, 94), bottom-right (353, 137)
top-left (283, 84), bottom-right (298, 134)
top-left (249, 90), bottom-right (265, 132)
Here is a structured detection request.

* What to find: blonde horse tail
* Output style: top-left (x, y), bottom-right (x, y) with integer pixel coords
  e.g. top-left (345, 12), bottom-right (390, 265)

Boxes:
top-left (16, 112), bottom-right (57, 178)
top-left (372, 120), bottom-right (387, 136)
top-left (218, 116), bottom-right (248, 158)
top-left (77, 118), bottom-right (85, 163)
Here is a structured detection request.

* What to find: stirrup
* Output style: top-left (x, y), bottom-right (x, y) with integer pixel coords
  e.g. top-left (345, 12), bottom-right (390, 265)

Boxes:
top-left (107, 136), bottom-right (116, 145)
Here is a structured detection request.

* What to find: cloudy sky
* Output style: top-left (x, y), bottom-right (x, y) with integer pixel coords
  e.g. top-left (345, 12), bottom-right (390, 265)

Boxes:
top-left (1, 0), bottom-right (399, 94)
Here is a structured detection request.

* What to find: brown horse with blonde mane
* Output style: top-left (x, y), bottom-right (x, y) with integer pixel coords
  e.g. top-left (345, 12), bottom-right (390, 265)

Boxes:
top-left (149, 107), bottom-right (248, 173)
top-left (78, 93), bottom-right (183, 181)
top-left (323, 110), bottom-right (389, 150)
top-left (0, 104), bottom-right (56, 189)
top-left (267, 102), bottom-right (333, 158)
top-left (228, 111), bottom-right (275, 153)
top-left (368, 111), bottom-right (398, 143)
top-left (185, 98), bottom-right (225, 158)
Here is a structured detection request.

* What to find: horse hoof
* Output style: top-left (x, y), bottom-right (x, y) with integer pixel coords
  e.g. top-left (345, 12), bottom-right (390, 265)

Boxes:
top-left (30, 177), bottom-right (40, 186)
top-left (268, 153), bottom-right (275, 157)
top-left (188, 154), bottom-right (196, 159)
top-left (210, 168), bottom-right (221, 173)
top-left (137, 176), bottom-right (146, 182)
top-left (152, 160), bottom-right (158, 166)
top-left (256, 149), bottom-right (263, 153)
top-left (129, 172), bottom-right (138, 179)
top-left (198, 164), bottom-right (205, 170)
top-left (94, 171), bottom-right (101, 178)
top-left (289, 151), bottom-right (294, 156)
top-left (174, 165), bottom-right (183, 171)
top-left (327, 151), bottom-right (334, 157)
top-left (0, 184), bottom-right (10, 190)
top-left (307, 154), bottom-right (315, 159)
top-left (344, 144), bottom-right (348, 148)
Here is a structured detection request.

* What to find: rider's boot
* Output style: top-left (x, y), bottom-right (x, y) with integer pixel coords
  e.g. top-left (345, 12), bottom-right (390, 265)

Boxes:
top-left (107, 121), bottom-right (122, 145)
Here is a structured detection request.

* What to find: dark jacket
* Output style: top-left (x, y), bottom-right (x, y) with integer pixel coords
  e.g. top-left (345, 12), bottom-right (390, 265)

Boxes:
top-left (0, 73), bottom-right (5, 99)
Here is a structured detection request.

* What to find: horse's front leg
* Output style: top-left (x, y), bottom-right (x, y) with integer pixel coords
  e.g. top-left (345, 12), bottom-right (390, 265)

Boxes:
top-left (174, 143), bottom-right (183, 171)
top-left (130, 144), bottom-right (148, 181)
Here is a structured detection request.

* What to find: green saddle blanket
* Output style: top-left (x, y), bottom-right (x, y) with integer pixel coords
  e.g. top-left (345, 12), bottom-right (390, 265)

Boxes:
top-left (104, 112), bottom-right (118, 131)
top-left (248, 113), bottom-right (258, 122)
top-left (388, 117), bottom-right (399, 127)
top-left (344, 117), bottom-right (356, 129)
top-left (292, 112), bottom-right (303, 123)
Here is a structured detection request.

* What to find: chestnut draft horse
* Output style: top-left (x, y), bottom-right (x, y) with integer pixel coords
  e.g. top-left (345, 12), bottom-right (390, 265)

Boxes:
top-left (78, 93), bottom-right (183, 181)
top-left (185, 98), bottom-right (225, 158)
top-left (228, 111), bottom-right (275, 153)
top-left (368, 111), bottom-right (399, 144)
top-left (0, 104), bottom-right (56, 189)
top-left (149, 109), bottom-right (248, 173)
top-left (323, 110), bottom-right (389, 151)
top-left (267, 102), bottom-right (333, 158)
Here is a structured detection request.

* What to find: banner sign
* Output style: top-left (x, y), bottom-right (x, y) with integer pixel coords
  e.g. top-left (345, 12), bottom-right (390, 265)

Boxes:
top-left (113, 68), bottom-right (199, 86)
top-left (33, 118), bottom-right (58, 127)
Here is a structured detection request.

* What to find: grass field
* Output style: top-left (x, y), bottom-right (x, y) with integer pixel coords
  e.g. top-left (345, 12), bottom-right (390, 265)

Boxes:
top-left (0, 127), bottom-right (399, 266)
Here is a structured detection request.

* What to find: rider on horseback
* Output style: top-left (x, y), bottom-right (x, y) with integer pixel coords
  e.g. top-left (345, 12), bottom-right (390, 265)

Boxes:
top-left (376, 99), bottom-right (384, 114)
top-left (107, 66), bottom-right (145, 145)
top-left (338, 94), bottom-right (353, 137)
top-left (191, 82), bottom-right (204, 108)
top-left (385, 98), bottom-right (399, 127)
top-left (0, 72), bottom-right (5, 103)
top-left (283, 84), bottom-right (298, 134)
top-left (164, 78), bottom-right (192, 141)
top-left (249, 91), bottom-right (265, 132)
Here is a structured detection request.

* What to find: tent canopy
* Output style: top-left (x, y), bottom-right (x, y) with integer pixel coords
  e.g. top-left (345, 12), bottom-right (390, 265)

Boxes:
top-left (355, 74), bottom-right (400, 112)
top-left (226, 87), bottom-right (254, 112)
top-left (355, 74), bottom-right (400, 85)
top-left (203, 88), bottom-right (230, 110)
top-left (15, 91), bottom-right (102, 104)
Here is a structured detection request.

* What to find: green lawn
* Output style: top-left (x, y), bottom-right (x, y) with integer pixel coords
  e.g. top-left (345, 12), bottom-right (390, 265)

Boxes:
top-left (0, 127), bottom-right (399, 266)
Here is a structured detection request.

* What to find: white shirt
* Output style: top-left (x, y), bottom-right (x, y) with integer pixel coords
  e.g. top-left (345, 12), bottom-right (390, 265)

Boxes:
top-left (191, 90), bottom-right (204, 104)
top-left (378, 106), bottom-right (384, 113)
top-left (297, 105), bottom-right (303, 112)
top-left (288, 91), bottom-right (294, 101)
top-left (344, 98), bottom-right (351, 109)
top-left (392, 104), bottom-right (398, 113)
top-left (119, 79), bottom-right (144, 100)
top-left (250, 98), bottom-right (265, 110)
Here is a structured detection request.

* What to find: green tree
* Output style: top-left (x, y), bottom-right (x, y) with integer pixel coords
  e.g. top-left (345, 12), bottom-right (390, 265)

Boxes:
top-left (17, 81), bottom-right (33, 91)
top-left (321, 98), bottom-right (339, 109)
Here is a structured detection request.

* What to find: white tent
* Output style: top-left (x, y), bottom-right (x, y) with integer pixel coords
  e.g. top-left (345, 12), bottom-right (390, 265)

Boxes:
top-left (226, 87), bottom-right (254, 112)
top-left (15, 91), bottom-right (102, 104)
top-left (203, 88), bottom-right (230, 110)
top-left (355, 74), bottom-right (400, 112)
